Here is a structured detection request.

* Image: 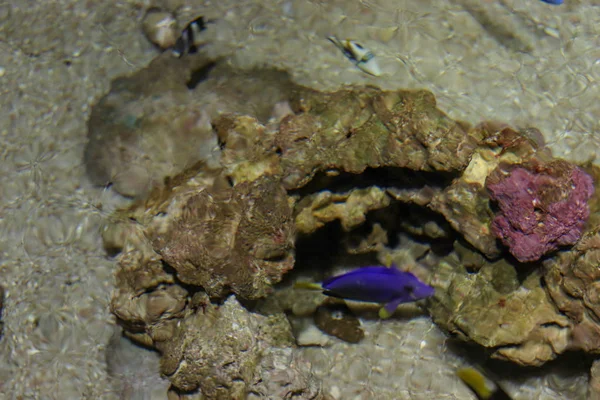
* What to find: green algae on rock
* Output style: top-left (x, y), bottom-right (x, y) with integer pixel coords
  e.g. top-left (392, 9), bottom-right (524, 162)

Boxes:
top-left (428, 253), bottom-right (570, 366)
top-left (278, 88), bottom-right (477, 190)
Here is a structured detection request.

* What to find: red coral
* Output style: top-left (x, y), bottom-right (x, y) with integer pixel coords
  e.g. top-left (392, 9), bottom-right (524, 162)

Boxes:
top-left (486, 160), bottom-right (594, 262)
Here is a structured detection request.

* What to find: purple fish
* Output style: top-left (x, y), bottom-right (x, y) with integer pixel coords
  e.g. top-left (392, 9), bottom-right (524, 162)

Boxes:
top-left (297, 266), bottom-right (435, 318)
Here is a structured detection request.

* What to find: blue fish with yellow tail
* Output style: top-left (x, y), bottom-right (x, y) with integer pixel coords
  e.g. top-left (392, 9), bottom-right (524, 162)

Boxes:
top-left (295, 266), bottom-right (435, 319)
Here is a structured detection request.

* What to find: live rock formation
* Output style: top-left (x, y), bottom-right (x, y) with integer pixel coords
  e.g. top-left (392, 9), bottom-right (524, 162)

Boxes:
top-left (90, 55), bottom-right (597, 396)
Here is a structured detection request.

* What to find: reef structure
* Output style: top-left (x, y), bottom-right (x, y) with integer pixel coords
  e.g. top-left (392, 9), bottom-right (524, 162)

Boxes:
top-left (89, 54), bottom-right (598, 397)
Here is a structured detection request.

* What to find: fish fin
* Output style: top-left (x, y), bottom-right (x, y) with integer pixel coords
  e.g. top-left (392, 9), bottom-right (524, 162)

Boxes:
top-left (327, 36), bottom-right (342, 49)
top-left (356, 58), bottom-right (381, 76)
top-left (457, 368), bottom-right (495, 400)
top-left (378, 297), bottom-right (404, 319)
top-left (378, 306), bottom-right (392, 319)
top-left (294, 282), bottom-right (323, 291)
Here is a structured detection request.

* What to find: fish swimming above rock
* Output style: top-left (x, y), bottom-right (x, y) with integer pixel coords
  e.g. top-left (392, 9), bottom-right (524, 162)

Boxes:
top-left (328, 36), bottom-right (382, 76)
top-left (172, 16), bottom-right (208, 58)
top-left (539, 0), bottom-right (563, 4)
top-left (295, 266), bottom-right (435, 318)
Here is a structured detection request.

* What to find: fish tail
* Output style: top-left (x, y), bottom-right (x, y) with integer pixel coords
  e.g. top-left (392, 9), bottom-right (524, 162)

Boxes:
top-left (378, 307), bottom-right (393, 319)
top-left (293, 282), bottom-right (323, 291)
top-left (456, 368), bottom-right (495, 400)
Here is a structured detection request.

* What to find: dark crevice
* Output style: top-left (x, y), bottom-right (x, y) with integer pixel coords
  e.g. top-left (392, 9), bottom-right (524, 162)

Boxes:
top-left (289, 166), bottom-right (457, 198)
top-left (160, 260), bottom-right (206, 296)
top-left (186, 61), bottom-right (217, 89)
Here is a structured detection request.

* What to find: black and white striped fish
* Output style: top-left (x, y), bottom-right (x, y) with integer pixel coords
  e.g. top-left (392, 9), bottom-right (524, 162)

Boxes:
top-left (172, 16), bottom-right (208, 58)
top-left (328, 36), bottom-right (381, 76)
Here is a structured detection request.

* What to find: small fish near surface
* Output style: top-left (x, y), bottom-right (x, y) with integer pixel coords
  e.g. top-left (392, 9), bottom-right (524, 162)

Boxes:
top-left (457, 367), bottom-right (513, 400)
top-left (539, 0), bottom-right (563, 4)
top-left (328, 36), bottom-right (382, 76)
top-left (172, 16), bottom-right (209, 58)
top-left (295, 265), bottom-right (435, 319)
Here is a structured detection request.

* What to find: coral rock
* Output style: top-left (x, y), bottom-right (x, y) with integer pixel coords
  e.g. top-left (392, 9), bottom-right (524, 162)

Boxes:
top-left (152, 176), bottom-right (295, 300)
top-left (294, 188), bottom-right (391, 234)
top-left (85, 56), bottom-right (295, 197)
top-left (486, 160), bottom-right (594, 262)
top-left (156, 297), bottom-right (321, 399)
top-left (590, 359), bottom-right (600, 400)
top-left (429, 255), bottom-right (570, 366)
top-left (545, 229), bottom-right (600, 354)
top-left (278, 89), bottom-right (477, 190)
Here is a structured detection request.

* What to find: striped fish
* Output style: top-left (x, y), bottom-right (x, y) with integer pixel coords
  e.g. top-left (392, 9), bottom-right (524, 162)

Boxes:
top-left (328, 36), bottom-right (382, 76)
top-left (172, 16), bottom-right (207, 58)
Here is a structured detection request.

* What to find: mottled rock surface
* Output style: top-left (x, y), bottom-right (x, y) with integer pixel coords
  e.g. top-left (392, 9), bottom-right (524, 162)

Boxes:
top-left (429, 255), bottom-right (570, 366)
top-left (487, 160), bottom-right (594, 262)
top-left (156, 297), bottom-right (320, 399)
top-left (85, 55), bottom-right (296, 198)
top-left (545, 228), bottom-right (600, 354)
top-left (152, 176), bottom-right (295, 299)
top-left (98, 54), bottom-right (600, 396)
top-left (279, 89), bottom-right (477, 190)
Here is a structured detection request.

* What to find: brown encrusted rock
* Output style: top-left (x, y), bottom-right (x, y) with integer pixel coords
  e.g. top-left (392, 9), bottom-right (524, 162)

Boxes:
top-left (589, 359), bottom-right (600, 400)
top-left (107, 213), bottom-right (188, 346)
top-left (213, 88), bottom-right (477, 191)
top-left (429, 254), bottom-right (570, 366)
top-left (149, 175), bottom-right (295, 300)
top-left (214, 114), bottom-right (282, 185)
top-left (85, 55), bottom-right (296, 197)
top-left (544, 229), bottom-right (600, 353)
top-left (430, 180), bottom-right (499, 257)
top-left (107, 167), bottom-right (295, 345)
top-left (156, 296), bottom-right (321, 399)
top-left (278, 89), bottom-right (477, 190)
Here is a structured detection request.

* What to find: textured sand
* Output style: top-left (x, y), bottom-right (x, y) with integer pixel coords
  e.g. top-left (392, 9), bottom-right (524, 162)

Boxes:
top-left (0, 0), bottom-right (597, 399)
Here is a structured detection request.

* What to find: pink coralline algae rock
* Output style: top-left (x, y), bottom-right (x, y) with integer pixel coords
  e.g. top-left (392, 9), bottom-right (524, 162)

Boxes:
top-left (486, 160), bottom-right (594, 263)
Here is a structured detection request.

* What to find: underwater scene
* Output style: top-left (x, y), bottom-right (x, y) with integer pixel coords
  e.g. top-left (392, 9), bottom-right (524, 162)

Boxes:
top-left (1, 0), bottom-right (600, 399)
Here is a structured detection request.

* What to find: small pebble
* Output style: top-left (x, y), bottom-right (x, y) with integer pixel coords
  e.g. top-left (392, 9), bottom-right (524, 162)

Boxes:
top-left (314, 303), bottom-right (364, 343)
top-left (142, 8), bottom-right (178, 50)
